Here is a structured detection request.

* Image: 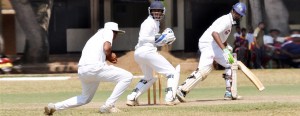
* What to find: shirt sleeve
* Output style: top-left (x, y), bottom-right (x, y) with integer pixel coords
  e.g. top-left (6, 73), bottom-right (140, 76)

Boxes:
top-left (213, 16), bottom-right (229, 33)
top-left (138, 19), bottom-right (157, 43)
top-left (102, 29), bottom-right (113, 45)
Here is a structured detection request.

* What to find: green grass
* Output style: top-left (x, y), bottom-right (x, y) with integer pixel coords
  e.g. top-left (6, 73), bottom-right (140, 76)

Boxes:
top-left (0, 69), bottom-right (300, 116)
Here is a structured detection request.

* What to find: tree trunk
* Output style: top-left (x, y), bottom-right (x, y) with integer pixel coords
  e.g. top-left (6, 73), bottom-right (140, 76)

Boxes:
top-left (11, 0), bottom-right (52, 63)
top-left (249, 0), bottom-right (263, 28)
top-left (264, 0), bottom-right (289, 36)
top-left (0, 0), bottom-right (4, 54)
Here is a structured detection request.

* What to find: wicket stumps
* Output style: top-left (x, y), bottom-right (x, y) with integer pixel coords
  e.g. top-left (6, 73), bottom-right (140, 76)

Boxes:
top-left (147, 73), bottom-right (163, 105)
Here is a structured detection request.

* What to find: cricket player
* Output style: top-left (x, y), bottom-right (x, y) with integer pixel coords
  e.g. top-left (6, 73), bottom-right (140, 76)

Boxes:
top-left (44, 22), bottom-right (133, 115)
top-left (126, 1), bottom-right (180, 106)
top-left (176, 2), bottom-right (247, 102)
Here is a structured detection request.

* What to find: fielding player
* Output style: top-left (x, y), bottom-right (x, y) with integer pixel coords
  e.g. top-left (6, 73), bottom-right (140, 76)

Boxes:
top-left (44, 22), bottom-right (133, 115)
top-left (126, 1), bottom-right (180, 106)
top-left (176, 2), bottom-right (247, 102)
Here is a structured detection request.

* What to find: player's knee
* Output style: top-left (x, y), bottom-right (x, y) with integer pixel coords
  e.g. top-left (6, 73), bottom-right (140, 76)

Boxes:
top-left (122, 72), bottom-right (133, 82)
top-left (78, 96), bottom-right (93, 105)
top-left (165, 68), bottom-right (178, 77)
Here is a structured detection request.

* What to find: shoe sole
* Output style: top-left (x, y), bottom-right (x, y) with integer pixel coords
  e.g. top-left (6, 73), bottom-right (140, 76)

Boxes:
top-left (44, 107), bottom-right (55, 116)
top-left (176, 91), bottom-right (186, 103)
top-left (224, 97), bottom-right (232, 100)
top-left (224, 96), bottom-right (243, 100)
top-left (232, 96), bottom-right (243, 100)
top-left (165, 101), bottom-right (179, 106)
top-left (110, 108), bottom-right (123, 113)
top-left (100, 110), bottom-right (122, 113)
top-left (126, 101), bottom-right (139, 106)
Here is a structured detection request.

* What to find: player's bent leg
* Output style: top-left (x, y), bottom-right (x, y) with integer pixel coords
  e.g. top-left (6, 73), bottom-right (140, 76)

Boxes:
top-left (223, 69), bottom-right (242, 100)
top-left (165, 65), bottom-right (180, 105)
top-left (126, 78), bottom-right (157, 106)
top-left (176, 65), bottom-right (212, 102)
top-left (223, 72), bottom-right (232, 100)
top-left (105, 71), bottom-right (133, 106)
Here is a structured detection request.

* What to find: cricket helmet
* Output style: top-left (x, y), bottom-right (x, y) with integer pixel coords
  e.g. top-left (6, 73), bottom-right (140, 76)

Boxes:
top-left (233, 2), bottom-right (246, 17)
top-left (148, 1), bottom-right (165, 21)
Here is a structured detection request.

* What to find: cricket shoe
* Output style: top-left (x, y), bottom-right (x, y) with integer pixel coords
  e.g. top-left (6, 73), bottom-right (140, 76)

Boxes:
top-left (100, 104), bottom-right (122, 113)
top-left (126, 99), bottom-right (139, 106)
top-left (232, 95), bottom-right (243, 100)
top-left (165, 99), bottom-right (180, 106)
top-left (176, 89), bottom-right (187, 103)
top-left (44, 103), bottom-right (56, 116)
top-left (224, 91), bottom-right (243, 100)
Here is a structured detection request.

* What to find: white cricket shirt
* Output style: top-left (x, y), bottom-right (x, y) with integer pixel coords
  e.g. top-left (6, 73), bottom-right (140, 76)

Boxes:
top-left (136, 16), bottom-right (160, 48)
top-left (199, 13), bottom-right (236, 45)
top-left (78, 28), bottom-right (113, 67)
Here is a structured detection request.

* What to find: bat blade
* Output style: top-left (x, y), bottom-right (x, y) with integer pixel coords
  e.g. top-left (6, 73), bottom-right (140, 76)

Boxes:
top-left (237, 61), bottom-right (265, 91)
top-left (231, 53), bottom-right (238, 99)
top-left (231, 62), bottom-right (238, 98)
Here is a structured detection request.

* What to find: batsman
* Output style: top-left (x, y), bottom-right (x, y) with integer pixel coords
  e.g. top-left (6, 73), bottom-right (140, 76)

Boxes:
top-left (176, 2), bottom-right (247, 102)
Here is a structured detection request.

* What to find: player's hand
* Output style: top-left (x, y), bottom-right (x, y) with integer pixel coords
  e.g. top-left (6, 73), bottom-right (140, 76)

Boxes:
top-left (107, 52), bottom-right (117, 64)
top-left (223, 48), bottom-right (234, 64)
top-left (226, 44), bottom-right (233, 53)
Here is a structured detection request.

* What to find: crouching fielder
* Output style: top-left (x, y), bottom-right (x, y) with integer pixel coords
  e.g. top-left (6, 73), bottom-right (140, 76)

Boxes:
top-left (126, 1), bottom-right (180, 106)
top-left (176, 2), bottom-right (247, 102)
top-left (44, 22), bottom-right (133, 115)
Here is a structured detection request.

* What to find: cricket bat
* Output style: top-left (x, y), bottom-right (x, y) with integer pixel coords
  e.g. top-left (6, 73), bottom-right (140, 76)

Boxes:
top-left (237, 61), bottom-right (265, 91)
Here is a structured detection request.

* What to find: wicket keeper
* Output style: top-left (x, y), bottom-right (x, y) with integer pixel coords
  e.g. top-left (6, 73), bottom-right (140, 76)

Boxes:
top-left (126, 1), bottom-right (180, 106)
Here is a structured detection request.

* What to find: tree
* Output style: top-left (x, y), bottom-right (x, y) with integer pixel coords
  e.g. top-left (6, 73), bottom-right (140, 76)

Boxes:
top-left (249, 0), bottom-right (264, 28)
top-left (249, 0), bottom-right (289, 36)
top-left (0, 0), bottom-right (4, 54)
top-left (10, 0), bottom-right (53, 63)
top-left (264, 0), bottom-right (289, 36)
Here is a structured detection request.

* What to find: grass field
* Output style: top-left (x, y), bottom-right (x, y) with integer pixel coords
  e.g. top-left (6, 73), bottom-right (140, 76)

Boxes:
top-left (1, 69), bottom-right (300, 116)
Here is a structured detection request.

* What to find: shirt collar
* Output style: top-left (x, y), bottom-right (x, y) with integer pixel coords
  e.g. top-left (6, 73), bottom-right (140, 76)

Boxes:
top-left (229, 13), bottom-right (236, 25)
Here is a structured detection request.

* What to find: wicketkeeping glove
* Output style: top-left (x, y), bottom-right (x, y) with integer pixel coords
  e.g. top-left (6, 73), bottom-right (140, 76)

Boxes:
top-left (223, 48), bottom-right (234, 64)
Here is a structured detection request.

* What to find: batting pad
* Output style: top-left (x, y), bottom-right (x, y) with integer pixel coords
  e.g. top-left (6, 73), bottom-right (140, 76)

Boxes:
top-left (181, 65), bottom-right (212, 92)
top-left (127, 78), bottom-right (157, 101)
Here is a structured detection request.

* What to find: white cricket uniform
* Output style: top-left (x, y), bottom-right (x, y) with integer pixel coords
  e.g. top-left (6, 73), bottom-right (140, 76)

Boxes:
top-left (198, 13), bottom-right (235, 74)
top-left (54, 28), bottom-right (133, 110)
top-left (134, 16), bottom-right (176, 80)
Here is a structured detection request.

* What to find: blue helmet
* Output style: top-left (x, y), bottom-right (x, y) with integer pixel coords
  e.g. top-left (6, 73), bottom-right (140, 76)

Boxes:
top-left (149, 1), bottom-right (164, 10)
top-left (233, 2), bottom-right (247, 16)
top-left (148, 1), bottom-right (165, 21)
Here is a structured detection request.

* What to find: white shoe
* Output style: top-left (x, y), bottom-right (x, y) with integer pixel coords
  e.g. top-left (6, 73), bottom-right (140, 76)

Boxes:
top-left (100, 104), bottom-right (122, 113)
top-left (165, 99), bottom-right (180, 106)
top-left (224, 91), bottom-right (243, 100)
top-left (126, 99), bottom-right (139, 106)
top-left (44, 103), bottom-right (56, 116)
top-left (232, 95), bottom-right (243, 100)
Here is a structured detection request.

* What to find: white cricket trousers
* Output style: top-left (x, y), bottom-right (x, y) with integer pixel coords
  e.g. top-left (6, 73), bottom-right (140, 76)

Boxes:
top-left (134, 46), bottom-right (176, 80)
top-left (198, 43), bottom-right (231, 75)
top-left (54, 64), bottom-right (133, 110)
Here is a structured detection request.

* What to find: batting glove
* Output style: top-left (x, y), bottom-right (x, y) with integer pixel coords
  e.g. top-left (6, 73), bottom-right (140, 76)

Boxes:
top-left (226, 44), bottom-right (233, 53)
top-left (223, 48), bottom-right (234, 64)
